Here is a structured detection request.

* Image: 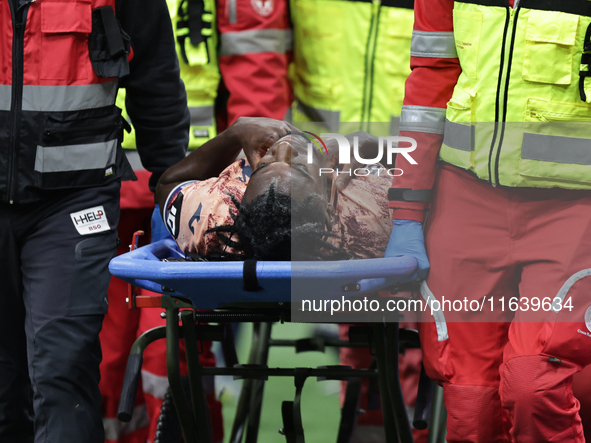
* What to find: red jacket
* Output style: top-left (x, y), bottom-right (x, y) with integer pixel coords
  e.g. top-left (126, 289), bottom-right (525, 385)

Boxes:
top-left (216, 0), bottom-right (292, 125)
top-left (0, 0), bottom-right (188, 203)
top-left (389, 0), bottom-right (461, 222)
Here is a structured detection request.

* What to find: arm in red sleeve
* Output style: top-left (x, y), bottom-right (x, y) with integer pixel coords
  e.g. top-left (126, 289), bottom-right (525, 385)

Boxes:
top-left (216, 0), bottom-right (292, 124)
top-left (389, 0), bottom-right (461, 222)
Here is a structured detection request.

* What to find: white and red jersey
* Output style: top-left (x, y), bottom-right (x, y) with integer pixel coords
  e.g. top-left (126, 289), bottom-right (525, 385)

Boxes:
top-left (164, 160), bottom-right (394, 259)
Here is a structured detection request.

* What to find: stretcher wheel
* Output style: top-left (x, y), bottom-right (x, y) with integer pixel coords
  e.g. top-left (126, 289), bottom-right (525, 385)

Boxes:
top-left (155, 377), bottom-right (191, 443)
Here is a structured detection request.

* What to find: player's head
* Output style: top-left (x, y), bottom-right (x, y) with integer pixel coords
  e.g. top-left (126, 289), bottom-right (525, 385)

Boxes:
top-left (242, 132), bottom-right (328, 207)
top-left (208, 133), bottom-right (349, 261)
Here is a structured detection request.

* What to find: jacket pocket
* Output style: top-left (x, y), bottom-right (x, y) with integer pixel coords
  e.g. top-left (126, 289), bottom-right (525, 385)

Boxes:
top-left (520, 98), bottom-right (591, 185)
top-left (452, 9), bottom-right (482, 80)
top-left (524, 98), bottom-right (591, 123)
top-left (88, 6), bottom-right (131, 78)
top-left (41, 0), bottom-right (92, 81)
top-left (42, 108), bottom-right (122, 146)
top-left (522, 10), bottom-right (578, 85)
top-left (440, 87), bottom-right (476, 170)
top-left (68, 232), bottom-right (117, 316)
top-left (35, 107), bottom-right (126, 189)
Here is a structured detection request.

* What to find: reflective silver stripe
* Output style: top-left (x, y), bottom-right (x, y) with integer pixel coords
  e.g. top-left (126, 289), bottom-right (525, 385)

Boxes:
top-left (284, 106), bottom-right (293, 123)
top-left (124, 149), bottom-right (144, 171)
top-left (22, 81), bottom-right (118, 112)
top-left (552, 269), bottom-right (591, 312)
top-left (141, 370), bottom-right (169, 400)
top-left (103, 403), bottom-right (149, 441)
top-left (220, 29), bottom-right (292, 56)
top-left (390, 116), bottom-right (400, 136)
top-left (189, 105), bottom-right (214, 127)
top-left (410, 31), bottom-right (458, 58)
top-left (229, 0), bottom-right (237, 23)
top-left (522, 133), bottom-right (591, 165)
top-left (141, 370), bottom-right (215, 399)
top-left (400, 105), bottom-right (446, 134)
top-left (296, 100), bottom-right (340, 132)
top-left (35, 140), bottom-right (117, 173)
top-left (0, 84), bottom-right (11, 111)
top-left (420, 281), bottom-right (449, 341)
top-left (443, 119), bottom-right (474, 151)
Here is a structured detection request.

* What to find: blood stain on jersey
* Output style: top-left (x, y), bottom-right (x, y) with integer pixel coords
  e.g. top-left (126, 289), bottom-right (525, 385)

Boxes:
top-left (251, 0), bottom-right (273, 17)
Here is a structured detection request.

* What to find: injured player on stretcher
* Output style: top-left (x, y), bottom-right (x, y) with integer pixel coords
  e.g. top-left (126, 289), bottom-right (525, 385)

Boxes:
top-left (156, 117), bottom-right (393, 262)
top-left (154, 117), bottom-right (428, 443)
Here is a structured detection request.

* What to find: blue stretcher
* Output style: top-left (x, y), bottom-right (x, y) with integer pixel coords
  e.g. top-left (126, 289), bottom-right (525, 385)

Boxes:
top-left (109, 239), bottom-right (436, 443)
top-left (109, 238), bottom-right (418, 309)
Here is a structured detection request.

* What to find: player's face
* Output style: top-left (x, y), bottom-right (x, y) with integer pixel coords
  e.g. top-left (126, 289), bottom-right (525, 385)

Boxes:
top-left (243, 133), bottom-right (327, 206)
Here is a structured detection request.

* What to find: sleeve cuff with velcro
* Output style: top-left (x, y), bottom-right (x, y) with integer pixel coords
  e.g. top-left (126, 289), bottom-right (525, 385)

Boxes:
top-left (388, 188), bottom-right (432, 202)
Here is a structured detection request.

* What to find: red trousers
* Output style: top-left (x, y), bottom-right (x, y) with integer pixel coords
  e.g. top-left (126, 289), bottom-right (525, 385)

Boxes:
top-left (573, 365), bottom-right (591, 442)
top-left (420, 164), bottom-right (591, 442)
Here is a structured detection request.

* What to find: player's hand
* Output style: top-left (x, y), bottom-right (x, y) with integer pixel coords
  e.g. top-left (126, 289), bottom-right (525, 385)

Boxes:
top-left (228, 117), bottom-right (298, 169)
top-left (384, 219), bottom-right (430, 281)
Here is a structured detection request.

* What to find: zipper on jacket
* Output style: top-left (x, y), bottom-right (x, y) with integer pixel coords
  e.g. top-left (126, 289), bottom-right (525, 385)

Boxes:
top-left (493, 5), bottom-right (520, 185)
top-left (487, 0), bottom-right (520, 187)
top-left (8, 0), bottom-right (34, 204)
top-left (43, 122), bottom-right (120, 144)
top-left (361, 0), bottom-right (381, 131)
top-left (528, 110), bottom-right (591, 122)
top-left (486, 2), bottom-right (511, 187)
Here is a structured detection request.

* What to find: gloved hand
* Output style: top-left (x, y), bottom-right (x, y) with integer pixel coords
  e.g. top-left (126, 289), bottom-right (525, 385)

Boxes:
top-left (151, 204), bottom-right (173, 243)
top-left (385, 219), bottom-right (430, 281)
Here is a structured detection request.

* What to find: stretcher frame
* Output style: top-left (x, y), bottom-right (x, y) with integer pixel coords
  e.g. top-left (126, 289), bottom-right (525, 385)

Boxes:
top-left (110, 238), bottom-right (443, 443)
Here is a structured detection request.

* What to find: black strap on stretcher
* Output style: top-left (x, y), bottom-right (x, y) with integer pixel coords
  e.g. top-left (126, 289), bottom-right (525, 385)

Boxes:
top-left (243, 260), bottom-right (262, 292)
top-left (388, 188), bottom-right (432, 202)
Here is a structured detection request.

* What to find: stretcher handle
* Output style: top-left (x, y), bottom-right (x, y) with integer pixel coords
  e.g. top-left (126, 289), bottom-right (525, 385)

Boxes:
top-left (127, 277), bottom-right (169, 294)
top-left (412, 363), bottom-right (434, 430)
top-left (117, 353), bottom-right (143, 422)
